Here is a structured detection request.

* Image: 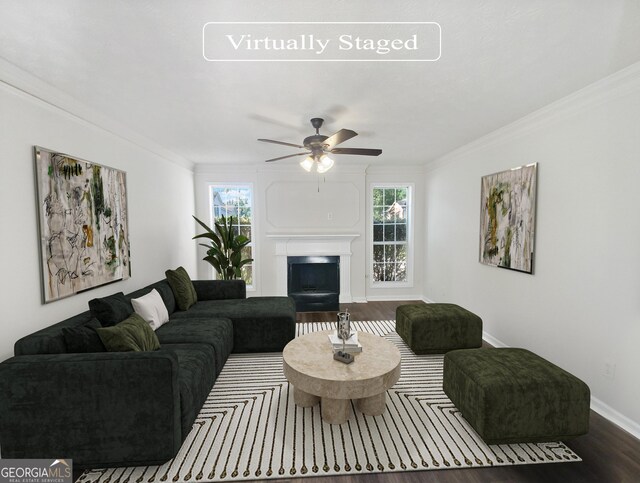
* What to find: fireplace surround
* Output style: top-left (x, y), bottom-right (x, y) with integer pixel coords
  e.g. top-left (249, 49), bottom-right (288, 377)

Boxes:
top-left (268, 234), bottom-right (359, 305)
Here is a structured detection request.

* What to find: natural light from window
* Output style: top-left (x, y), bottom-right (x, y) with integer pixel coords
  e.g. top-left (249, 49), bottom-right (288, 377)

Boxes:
top-left (372, 185), bottom-right (411, 284)
top-left (210, 185), bottom-right (254, 287)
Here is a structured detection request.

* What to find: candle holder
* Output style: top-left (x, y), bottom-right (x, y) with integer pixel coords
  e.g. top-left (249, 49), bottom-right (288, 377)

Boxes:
top-left (333, 309), bottom-right (354, 364)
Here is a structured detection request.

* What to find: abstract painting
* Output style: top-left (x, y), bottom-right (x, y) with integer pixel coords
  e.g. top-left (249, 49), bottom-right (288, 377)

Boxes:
top-left (34, 147), bottom-right (130, 302)
top-left (479, 163), bottom-right (537, 273)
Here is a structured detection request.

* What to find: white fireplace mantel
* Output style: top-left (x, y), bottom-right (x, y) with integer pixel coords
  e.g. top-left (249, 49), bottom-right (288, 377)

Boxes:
top-left (267, 233), bottom-right (359, 303)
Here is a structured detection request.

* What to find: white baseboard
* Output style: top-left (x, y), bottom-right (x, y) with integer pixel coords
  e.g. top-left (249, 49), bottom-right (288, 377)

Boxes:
top-left (590, 396), bottom-right (640, 441)
top-left (421, 296), bottom-right (435, 303)
top-left (482, 330), bottom-right (509, 348)
top-left (351, 297), bottom-right (368, 304)
top-left (365, 295), bottom-right (425, 302)
top-left (482, 330), bottom-right (640, 442)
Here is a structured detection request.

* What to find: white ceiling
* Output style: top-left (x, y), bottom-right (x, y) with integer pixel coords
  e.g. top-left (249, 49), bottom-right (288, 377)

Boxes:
top-left (2, 1), bottom-right (640, 168)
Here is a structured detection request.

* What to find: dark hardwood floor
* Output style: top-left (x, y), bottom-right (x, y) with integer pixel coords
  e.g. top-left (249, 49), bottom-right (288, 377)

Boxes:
top-left (290, 301), bottom-right (640, 483)
top-left (295, 300), bottom-right (426, 324)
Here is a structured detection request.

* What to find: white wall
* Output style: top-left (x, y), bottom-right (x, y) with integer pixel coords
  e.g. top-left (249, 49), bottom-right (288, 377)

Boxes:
top-left (424, 63), bottom-right (640, 435)
top-left (194, 163), bottom-right (425, 302)
top-left (0, 82), bottom-right (196, 362)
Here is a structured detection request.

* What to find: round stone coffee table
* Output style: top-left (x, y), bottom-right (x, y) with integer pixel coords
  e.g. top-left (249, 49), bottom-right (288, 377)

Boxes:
top-left (282, 330), bottom-right (401, 424)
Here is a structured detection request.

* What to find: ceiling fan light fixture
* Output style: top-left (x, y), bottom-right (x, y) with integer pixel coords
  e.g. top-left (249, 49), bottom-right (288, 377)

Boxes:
top-left (260, 117), bottom-right (381, 169)
top-left (316, 154), bottom-right (334, 174)
top-left (300, 156), bottom-right (314, 172)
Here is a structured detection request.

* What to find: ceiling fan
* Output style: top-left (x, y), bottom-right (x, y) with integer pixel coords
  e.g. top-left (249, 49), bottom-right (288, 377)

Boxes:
top-left (258, 117), bottom-right (382, 173)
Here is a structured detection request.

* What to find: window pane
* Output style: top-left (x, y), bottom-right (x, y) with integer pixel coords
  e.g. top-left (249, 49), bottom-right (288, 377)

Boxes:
top-left (373, 225), bottom-right (383, 242)
top-left (384, 264), bottom-right (395, 281)
top-left (384, 188), bottom-right (396, 205)
top-left (373, 262), bottom-right (384, 281)
top-left (384, 224), bottom-right (395, 241)
top-left (373, 207), bottom-right (384, 223)
top-left (241, 265), bottom-right (253, 285)
top-left (396, 244), bottom-right (407, 261)
top-left (241, 245), bottom-right (252, 260)
top-left (395, 263), bottom-right (407, 282)
top-left (240, 225), bottom-right (251, 238)
top-left (228, 206), bottom-right (239, 219)
top-left (373, 188), bottom-right (384, 207)
top-left (373, 245), bottom-right (384, 262)
top-left (239, 207), bottom-right (251, 221)
top-left (384, 244), bottom-right (395, 262)
top-left (396, 224), bottom-right (407, 241)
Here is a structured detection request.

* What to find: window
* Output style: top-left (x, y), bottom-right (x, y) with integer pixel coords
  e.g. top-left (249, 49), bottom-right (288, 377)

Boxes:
top-left (210, 185), bottom-right (254, 287)
top-left (372, 185), bottom-right (411, 284)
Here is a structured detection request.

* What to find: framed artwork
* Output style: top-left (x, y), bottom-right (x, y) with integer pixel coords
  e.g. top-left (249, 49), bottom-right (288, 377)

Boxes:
top-left (34, 146), bottom-right (130, 303)
top-left (479, 163), bottom-right (537, 274)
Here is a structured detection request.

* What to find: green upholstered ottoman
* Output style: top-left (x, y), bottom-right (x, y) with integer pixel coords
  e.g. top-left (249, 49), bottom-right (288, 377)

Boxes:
top-left (443, 348), bottom-right (590, 444)
top-left (395, 304), bottom-right (482, 354)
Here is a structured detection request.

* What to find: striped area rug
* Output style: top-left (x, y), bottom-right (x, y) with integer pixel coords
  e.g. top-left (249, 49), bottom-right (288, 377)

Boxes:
top-left (80, 321), bottom-right (580, 483)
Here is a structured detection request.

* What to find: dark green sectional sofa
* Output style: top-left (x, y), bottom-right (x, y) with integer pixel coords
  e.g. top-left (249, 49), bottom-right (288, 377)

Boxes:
top-left (0, 279), bottom-right (296, 468)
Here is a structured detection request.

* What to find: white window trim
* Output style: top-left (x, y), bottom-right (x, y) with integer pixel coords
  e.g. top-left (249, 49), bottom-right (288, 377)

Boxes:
top-left (208, 182), bottom-right (257, 291)
top-left (368, 182), bottom-right (414, 289)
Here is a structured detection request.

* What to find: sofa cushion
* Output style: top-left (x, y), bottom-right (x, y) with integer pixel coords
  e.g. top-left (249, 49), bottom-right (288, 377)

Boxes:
top-left (14, 311), bottom-right (96, 356)
top-left (96, 314), bottom-right (161, 352)
top-left (192, 279), bottom-right (246, 301)
top-left (165, 267), bottom-right (197, 311)
top-left (162, 343), bottom-right (217, 441)
top-left (62, 319), bottom-right (106, 353)
top-left (89, 292), bottom-right (134, 327)
top-left (126, 280), bottom-right (176, 315)
top-left (131, 289), bottom-right (170, 330)
top-left (156, 318), bottom-right (233, 376)
top-left (171, 297), bottom-right (296, 352)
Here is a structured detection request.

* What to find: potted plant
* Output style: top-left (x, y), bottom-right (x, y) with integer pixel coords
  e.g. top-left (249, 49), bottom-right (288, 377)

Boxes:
top-left (193, 215), bottom-right (253, 280)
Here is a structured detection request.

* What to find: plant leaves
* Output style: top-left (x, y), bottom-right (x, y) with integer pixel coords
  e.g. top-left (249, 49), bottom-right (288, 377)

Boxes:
top-left (193, 213), bottom-right (253, 281)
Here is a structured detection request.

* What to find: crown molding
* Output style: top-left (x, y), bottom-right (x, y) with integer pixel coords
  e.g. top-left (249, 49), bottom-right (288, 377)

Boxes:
top-left (0, 57), bottom-right (194, 171)
top-left (425, 60), bottom-right (640, 174)
top-left (194, 163), bottom-right (261, 176)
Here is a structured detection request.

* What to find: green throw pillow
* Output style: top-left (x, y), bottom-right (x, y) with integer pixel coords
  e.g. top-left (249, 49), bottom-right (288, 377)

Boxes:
top-left (96, 313), bottom-right (161, 352)
top-left (165, 266), bottom-right (197, 311)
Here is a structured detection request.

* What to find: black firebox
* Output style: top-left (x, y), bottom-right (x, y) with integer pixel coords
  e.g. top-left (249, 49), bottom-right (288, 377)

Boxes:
top-left (287, 256), bottom-right (339, 312)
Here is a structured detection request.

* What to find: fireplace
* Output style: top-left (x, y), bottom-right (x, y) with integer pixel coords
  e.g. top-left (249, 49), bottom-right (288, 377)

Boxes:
top-left (268, 233), bottom-right (358, 304)
top-left (287, 256), bottom-right (339, 312)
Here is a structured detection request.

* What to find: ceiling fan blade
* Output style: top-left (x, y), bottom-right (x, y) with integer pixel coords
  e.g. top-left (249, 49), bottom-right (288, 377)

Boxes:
top-left (330, 147), bottom-right (382, 156)
top-left (322, 129), bottom-right (357, 150)
top-left (258, 138), bottom-right (305, 149)
top-left (265, 152), bottom-right (309, 163)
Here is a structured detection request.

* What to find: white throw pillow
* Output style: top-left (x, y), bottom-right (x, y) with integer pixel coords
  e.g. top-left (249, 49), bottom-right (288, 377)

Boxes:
top-left (131, 289), bottom-right (170, 330)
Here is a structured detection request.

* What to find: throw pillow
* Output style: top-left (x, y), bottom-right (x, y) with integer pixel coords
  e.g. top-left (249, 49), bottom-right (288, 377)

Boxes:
top-left (62, 319), bottom-right (106, 353)
top-left (165, 266), bottom-right (197, 311)
top-left (88, 292), bottom-right (134, 327)
top-left (131, 288), bottom-right (170, 330)
top-left (96, 313), bottom-right (161, 352)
